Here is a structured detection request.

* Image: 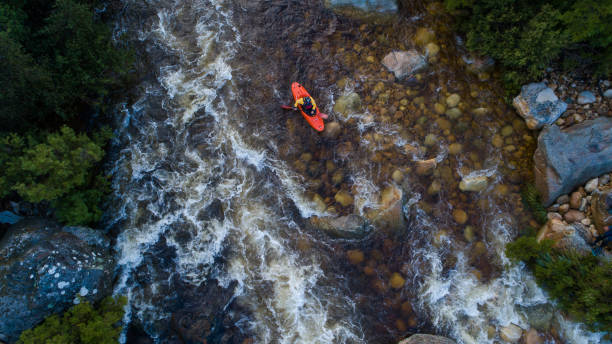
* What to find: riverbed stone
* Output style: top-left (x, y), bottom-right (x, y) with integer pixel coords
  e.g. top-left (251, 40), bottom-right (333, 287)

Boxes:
top-left (425, 42), bottom-right (440, 58)
top-left (368, 185), bottom-right (405, 231)
top-left (585, 178), bottom-right (598, 193)
top-left (398, 334), bottom-right (456, 344)
top-left (335, 190), bottom-right (354, 207)
top-left (563, 210), bottom-right (585, 223)
top-left (0, 219), bottom-right (114, 342)
top-left (452, 209), bottom-right (468, 224)
top-left (448, 143), bottom-right (462, 155)
top-left (534, 117), bottom-right (612, 205)
top-left (414, 28), bottom-right (435, 46)
top-left (524, 329), bottom-right (543, 344)
top-left (347, 249), bottom-right (364, 265)
top-left (446, 94), bottom-right (461, 108)
top-left (309, 214), bottom-right (369, 239)
top-left (577, 90), bottom-right (596, 104)
top-left (323, 121), bottom-right (342, 139)
top-left (472, 107), bottom-right (490, 116)
top-left (459, 175), bottom-right (488, 192)
top-left (499, 324), bottom-right (523, 343)
top-left (382, 50), bottom-right (426, 80)
top-left (392, 169), bottom-right (404, 183)
top-left (513, 82), bottom-right (567, 130)
top-left (416, 159), bottom-right (437, 176)
top-left (445, 107), bottom-right (462, 119)
top-left (604, 89), bottom-right (612, 99)
top-left (333, 92), bottom-right (362, 117)
top-left (389, 272), bottom-right (405, 289)
top-left (570, 191), bottom-right (582, 209)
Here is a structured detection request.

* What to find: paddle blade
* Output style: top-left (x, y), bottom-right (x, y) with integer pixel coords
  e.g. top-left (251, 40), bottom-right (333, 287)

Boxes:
top-left (319, 113), bottom-right (329, 119)
top-left (281, 105), bottom-right (296, 110)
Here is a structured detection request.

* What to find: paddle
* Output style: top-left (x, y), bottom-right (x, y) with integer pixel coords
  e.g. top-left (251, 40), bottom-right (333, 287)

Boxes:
top-left (281, 105), bottom-right (329, 119)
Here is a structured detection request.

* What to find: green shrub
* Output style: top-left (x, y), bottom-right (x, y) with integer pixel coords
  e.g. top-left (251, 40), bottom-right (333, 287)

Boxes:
top-left (520, 183), bottom-right (548, 225)
top-left (0, 0), bottom-right (131, 132)
top-left (0, 126), bottom-right (112, 225)
top-left (18, 296), bottom-right (127, 344)
top-left (507, 236), bottom-right (612, 331)
top-left (444, 0), bottom-right (612, 95)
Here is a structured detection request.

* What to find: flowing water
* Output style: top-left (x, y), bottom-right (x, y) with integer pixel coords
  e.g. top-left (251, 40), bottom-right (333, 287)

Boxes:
top-left (106, 1), bottom-right (606, 343)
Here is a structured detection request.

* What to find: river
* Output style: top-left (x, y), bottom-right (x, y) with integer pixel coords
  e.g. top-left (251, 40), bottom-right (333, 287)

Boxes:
top-left (105, 1), bottom-right (605, 343)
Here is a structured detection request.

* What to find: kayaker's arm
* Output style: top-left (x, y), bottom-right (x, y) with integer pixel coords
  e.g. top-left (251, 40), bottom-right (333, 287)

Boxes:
top-left (294, 97), bottom-right (304, 108)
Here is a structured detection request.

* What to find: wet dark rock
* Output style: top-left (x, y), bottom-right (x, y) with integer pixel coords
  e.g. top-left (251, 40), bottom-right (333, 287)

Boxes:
top-left (534, 117), bottom-right (612, 205)
top-left (513, 82), bottom-right (567, 129)
top-left (520, 303), bottom-right (554, 331)
top-left (309, 214), bottom-right (370, 239)
top-left (0, 211), bottom-right (21, 225)
top-left (323, 121), bottom-right (342, 139)
top-left (326, 0), bottom-right (398, 13)
top-left (398, 333), bottom-right (456, 344)
top-left (382, 50), bottom-right (426, 80)
top-left (197, 199), bottom-right (225, 222)
top-left (0, 218), bottom-right (114, 342)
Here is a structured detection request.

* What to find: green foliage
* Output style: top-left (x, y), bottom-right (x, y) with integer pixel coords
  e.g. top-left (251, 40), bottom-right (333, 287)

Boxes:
top-left (0, 0), bottom-right (132, 132)
top-left (507, 235), bottom-right (612, 331)
top-left (18, 296), bottom-right (127, 344)
top-left (520, 183), bottom-right (548, 225)
top-left (445, 0), bottom-right (612, 95)
top-left (0, 126), bottom-right (111, 225)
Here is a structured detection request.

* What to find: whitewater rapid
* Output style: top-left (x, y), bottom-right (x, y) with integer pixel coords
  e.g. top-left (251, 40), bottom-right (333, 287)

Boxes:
top-left (106, 1), bottom-right (607, 343)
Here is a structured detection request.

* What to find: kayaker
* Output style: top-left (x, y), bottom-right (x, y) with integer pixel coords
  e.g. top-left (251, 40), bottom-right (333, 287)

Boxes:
top-left (294, 96), bottom-right (328, 119)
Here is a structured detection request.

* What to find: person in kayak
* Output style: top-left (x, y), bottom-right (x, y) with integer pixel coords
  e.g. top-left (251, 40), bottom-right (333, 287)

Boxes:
top-left (294, 96), bottom-right (328, 119)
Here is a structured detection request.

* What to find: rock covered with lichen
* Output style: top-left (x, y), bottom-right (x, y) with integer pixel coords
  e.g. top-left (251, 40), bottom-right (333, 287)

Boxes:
top-left (0, 218), bottom-right (114, 342)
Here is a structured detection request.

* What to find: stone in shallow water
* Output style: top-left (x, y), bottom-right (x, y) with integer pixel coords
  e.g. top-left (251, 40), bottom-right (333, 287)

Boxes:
top-left (346, 249), bottom-right (364, 265)
top-left (333, 93), bottom-right (362, 117)
top-left (416, 159), bottom-right (437, 176)
top-left (326, 0), bottom-right (398, 12)
top-left (499, 324), bottom-right (523, 343)
top-left (513, 82), bottom-right (567, 130)
top-left (445, 107), bottom-right (462, 119)
top-left (389, 272), bottom-right (405, 289)
top-left (604, 89), bottom-right (612, 99)
top-left (577, 90), bottom-right (596, 104)
top-left (323, 121), bottom-right (342, 139)
top-left (446, 93), bottom-right (461, 108)
top-left (381, 50), bottom-right (426, 79)
top-left (425, 42), bottom-right (440, 57)
top-left (452, 209), bottom-right (468, 224)
top-left (459, 175), bottom-right (488, 192)
top-left (335, 190), bottom-right (354, 206)
top-left (414, 28), bottom-right (435, 46)
top-left (398, 334), bottom-right (456, 344)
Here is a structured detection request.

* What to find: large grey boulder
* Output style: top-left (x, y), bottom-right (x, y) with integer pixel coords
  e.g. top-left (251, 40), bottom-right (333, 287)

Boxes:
top-left (382, 50), bottom-right (426, 80)
top-left (0, 219), bottom-right (115, 342)
top-left (398, 334), bottom-right (456, 344)
top-left (534, 117), bottom-right (612, 205)
top-left (513, 82), bottom-right (567, 130)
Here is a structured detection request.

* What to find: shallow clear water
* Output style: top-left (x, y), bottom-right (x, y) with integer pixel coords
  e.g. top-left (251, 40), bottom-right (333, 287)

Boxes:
top-left (106, 1), bottom-right (606, 343)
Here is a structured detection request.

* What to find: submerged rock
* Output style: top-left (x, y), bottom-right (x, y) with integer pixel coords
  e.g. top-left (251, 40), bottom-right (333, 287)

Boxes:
top-left (382, 50), bottom-right (426, 80)
top-left (325, 0), bottom-right (397, 13)
top-left (534, 117), bottom-right (612, 205)
top-left (577, 90), bottom-right (596, 104)
top-left (513, 82), bottom-right (567, 130)
top-left (367, 184), bottom-right (406, 231)
top-left (0, 219), bottom-right (114, 342)
top-left (323, 121), bottom-right (342, 139)
top-left (459, 175), bottom-right (488, 192)
top-left (333, 93), bottom-right (362, 117)
top-left (309, 214), bottom-right (370, 239)
top-left (499, 324), bottom-right (523, 343)
top-left (398, 333), bottom-right (456, 344)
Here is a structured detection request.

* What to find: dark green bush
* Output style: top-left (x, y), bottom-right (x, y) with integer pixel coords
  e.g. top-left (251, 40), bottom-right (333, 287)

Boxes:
top-left (445, 0), bottom-right (612, 95)
top-left (520, 183), bottom-right (548, 225)
top-left (507, 236), bottom-right (612, 332)
top-left (0, 0), bottom-right (131, 132)
top-left (0, 126), bottom-right (112, 225)
top-left (18, 296), bottom-right (127, 344)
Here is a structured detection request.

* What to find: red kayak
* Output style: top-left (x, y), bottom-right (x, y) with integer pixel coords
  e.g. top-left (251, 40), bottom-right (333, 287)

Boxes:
top-left (291, 82), bottom-right (325, 132)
